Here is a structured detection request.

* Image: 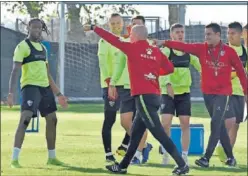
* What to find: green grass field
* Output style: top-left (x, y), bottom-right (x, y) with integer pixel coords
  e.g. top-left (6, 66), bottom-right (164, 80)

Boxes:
top-left (1, 103), bottom-right (247, 176)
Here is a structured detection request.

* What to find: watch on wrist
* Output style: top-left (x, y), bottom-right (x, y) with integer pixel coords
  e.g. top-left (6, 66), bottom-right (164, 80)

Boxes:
top-left (56, 92), bottom-right (62, 97)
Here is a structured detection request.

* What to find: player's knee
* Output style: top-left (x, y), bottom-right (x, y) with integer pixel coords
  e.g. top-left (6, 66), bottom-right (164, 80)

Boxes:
top-left (46, 112), bottom-right (57, 126)
top-left (20, 110), bottom-right (33, 127)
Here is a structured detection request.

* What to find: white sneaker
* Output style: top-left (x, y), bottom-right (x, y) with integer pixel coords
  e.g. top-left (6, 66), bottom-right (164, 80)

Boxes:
top-left (162, 153), bottom-right (170, 165)
top-left (182, 154), bottom-right (188, 166)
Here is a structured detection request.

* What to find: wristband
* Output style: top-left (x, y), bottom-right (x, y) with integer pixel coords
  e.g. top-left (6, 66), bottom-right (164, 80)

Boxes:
top-left (56, 92), bottom-right (62, 97)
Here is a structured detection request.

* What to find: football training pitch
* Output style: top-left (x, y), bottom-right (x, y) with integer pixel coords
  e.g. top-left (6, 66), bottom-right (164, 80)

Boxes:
top-left (1, 103), bottom-right (247, 176)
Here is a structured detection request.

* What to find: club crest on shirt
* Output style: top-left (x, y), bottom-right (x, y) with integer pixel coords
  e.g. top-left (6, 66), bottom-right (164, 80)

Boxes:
top-left (109, 101), bottom-right (115, 107)
top-left (220, 51), bottom-right (225, 56)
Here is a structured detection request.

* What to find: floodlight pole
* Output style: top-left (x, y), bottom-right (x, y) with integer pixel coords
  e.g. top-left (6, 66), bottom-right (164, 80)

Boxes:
top-left (59, 1), bottom-right (65, 94)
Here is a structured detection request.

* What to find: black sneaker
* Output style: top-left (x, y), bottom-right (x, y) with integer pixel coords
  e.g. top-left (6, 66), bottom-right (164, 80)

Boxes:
top-left (225, 158), bottom-right (237, 167)
top-left (106, 155), bottom-right (117, 164)
top-left (172, 165), bottom-right (189, 175)
top-left (106, 163), bottom-right (127, 174)
top-left (195, 157), bottom-right (209, 168)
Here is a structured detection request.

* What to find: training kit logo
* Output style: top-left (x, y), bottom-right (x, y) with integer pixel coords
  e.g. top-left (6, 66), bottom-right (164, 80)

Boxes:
top-left (109, 101), bottom-right (115, 107)
top-left (141, 48), bottom-right (156, 60)
top-left (27, 100), bottom-right (33, 107)
top-left (161, 104), bottom-right (165, 110)
top-left (146, 48), bottom-right (152, 55)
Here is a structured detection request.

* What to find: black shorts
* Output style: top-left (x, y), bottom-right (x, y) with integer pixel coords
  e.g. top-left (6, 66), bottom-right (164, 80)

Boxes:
top-left (117, 86), bottom-right (136, 114)
top-left (102, 87), bottom-right (120, 111)
top-left (160, 93), bottom-right (191, 117)
top-left (21, 85), bottom-right (57, 117)
top-left (225, 95), bottom-right (245, 123)
top-left (203, 94), bottom-right (229, 119)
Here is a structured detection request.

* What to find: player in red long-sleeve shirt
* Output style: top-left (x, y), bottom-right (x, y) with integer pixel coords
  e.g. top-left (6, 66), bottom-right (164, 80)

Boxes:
top-left (156, 23), bottom-right (247, 168)
top-left (84, 24), bottom-right (189, 175)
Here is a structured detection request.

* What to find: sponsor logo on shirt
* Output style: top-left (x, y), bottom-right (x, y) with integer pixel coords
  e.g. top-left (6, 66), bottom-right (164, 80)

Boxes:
top-left (140, 48), bottom-right (156, 60)
top-left (144, 73), bottom-right (157, 80)
top-left (205, 60), bottom-right (227, 70)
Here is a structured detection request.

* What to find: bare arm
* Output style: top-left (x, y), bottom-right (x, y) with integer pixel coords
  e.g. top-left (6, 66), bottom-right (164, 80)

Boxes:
top-left (8, 62), bottom-right (22, 93)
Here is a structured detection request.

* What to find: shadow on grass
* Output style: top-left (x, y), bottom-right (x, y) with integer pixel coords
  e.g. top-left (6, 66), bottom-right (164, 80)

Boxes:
top-left (139, 163), bottom-right (175, 169)
top-left (61, 165), bottom-right (148, 176)
top-left (1, 102), bottom-right (210, 118)
top-left (191, 165), bottom-right (248, 173)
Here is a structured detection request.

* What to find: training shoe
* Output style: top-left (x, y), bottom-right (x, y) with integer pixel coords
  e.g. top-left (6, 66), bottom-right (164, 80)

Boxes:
top-left (106, 155), bottom-right (117, 164)
top-left (162, 152), bottom-right (170, 165)
top-left (182, 154), bottom-right (189, 166)
top-left (216, 145), bottom-right (227, 162)
top-left (225, 158), bottom-right (237, 167)
top-left (142, 143), bottom-right (153, 163)
top-left (195, 157), bottom-right (209, 168)
top-left (172, 165), bottom-right (189, 175)
top-left (47, 158), bottom-right (66, 166)
top-left (11, 160), bottom-right (22, 168)
top-left (106, 163), bottom-right (127, 174)
top-left (130, 156), bottom-right (141, 165)
top-left (116, 146), bottom-right (127, 157)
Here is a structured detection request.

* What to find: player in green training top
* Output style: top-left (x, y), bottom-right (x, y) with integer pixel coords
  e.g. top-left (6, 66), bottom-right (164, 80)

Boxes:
top-left (7, 18), bottom-right (68, 168)
top-left (159, 23), bottom-right (201, 166)
top-left (97, 13), bottom-right (132, 164)
top-left (216, 22), bottom-right (247, 162)
top-left (109, 16), bottom-right (153, 164)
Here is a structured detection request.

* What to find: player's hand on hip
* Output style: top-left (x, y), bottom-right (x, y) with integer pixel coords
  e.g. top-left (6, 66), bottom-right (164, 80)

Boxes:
top-left (7, 93), bottom-right (14, 108)
top-left (166, 83), bottom-right (174, 99)
top-left (58, 95), bottom-right (68, 109)
top-left (108, 85), bottom-right (118, 101)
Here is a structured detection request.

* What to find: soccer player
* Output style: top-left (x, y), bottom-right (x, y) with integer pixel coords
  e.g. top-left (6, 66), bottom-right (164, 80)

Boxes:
top-left (7, 18), bottom-right (68, 168)
top-left (216, 22), bottom-right (247, 162)
top-left (110, 15), bottom-right (153, 164)
top-left (84, 24), bottom-right (189, 175)
top-left (155, 23), bottom-right (247, 168)
top-left (159, 23), bottom-right (201, 166)
top-left (97, 13), bottom-right (132, 163)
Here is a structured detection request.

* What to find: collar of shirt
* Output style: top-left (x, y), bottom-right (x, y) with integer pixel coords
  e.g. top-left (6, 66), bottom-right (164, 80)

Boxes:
top-left (229, 43), bottom-right (243, 56)
top-left (134, 40), bottom-right (149, 45)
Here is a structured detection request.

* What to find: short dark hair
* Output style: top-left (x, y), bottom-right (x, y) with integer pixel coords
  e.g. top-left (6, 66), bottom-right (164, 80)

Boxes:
top-left (170, 23), bottom-right (184, 32)
top-left (243, 24), bottom-right (247, 30)
top-left (131, 15), bottom-right (145, 24)
top-left (205, 23), bottom-right (221, 34)
top-left (228, 21), bottom-right (243, 32)
top-left (110, 13), bottom-right (121, 18)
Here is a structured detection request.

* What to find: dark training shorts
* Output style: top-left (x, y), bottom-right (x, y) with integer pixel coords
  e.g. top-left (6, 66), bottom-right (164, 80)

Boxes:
top-left (224, 95), bottom-right (245, 123)
top-left (102, 87), bottom-right (120, 111)
top-left (117, 86), bottom-right (136, 114)
top-left (160, 93), bottom-right (191, 117)
top-left (21, 85), bottom-right (57, 117)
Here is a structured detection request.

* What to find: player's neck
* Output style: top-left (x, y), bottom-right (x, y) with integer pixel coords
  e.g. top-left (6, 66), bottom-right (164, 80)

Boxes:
top-left (229, 42), bottom-right (242, 47)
